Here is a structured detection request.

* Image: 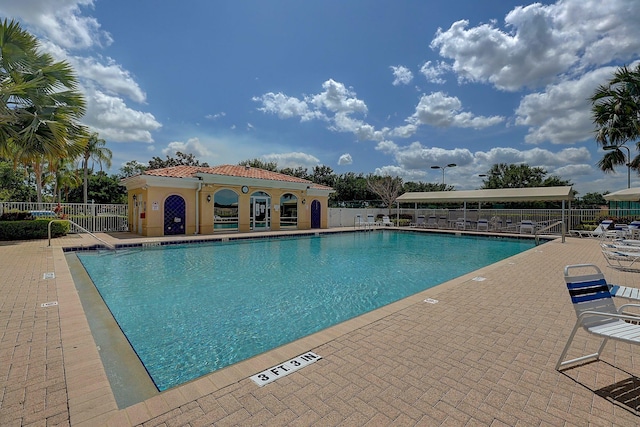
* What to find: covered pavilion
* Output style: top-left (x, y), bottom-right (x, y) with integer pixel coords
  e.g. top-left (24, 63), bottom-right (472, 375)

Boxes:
top-left (396, 186), bottom-right (574, 239)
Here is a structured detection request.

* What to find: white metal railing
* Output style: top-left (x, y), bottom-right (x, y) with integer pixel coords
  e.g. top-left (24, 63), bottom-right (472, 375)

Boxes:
top-left (1, 202), bottom-right (128, 233)
top-left (48, 219), bottom-right (116, 250)
top-left (329, 207), bottom-right (636, 236)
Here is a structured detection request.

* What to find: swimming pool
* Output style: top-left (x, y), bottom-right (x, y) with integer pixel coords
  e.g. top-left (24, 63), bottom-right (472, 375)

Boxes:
top-left (76, 231), bottom-right (536, 391)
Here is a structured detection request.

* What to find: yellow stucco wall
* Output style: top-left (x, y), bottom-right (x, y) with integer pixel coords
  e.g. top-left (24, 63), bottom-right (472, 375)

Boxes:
top-left (128, 184), bottom-right (330, 237)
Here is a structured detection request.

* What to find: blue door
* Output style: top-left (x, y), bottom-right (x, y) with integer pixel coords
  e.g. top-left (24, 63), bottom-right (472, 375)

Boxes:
top-left (164, 195), bottom-right (186, 235)
top-left (311, 200), bottom-right (321, 228)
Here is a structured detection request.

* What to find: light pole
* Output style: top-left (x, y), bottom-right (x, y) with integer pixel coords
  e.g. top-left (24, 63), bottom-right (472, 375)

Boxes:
top-left (603, 144), bottom-right (630, 188)
top-left (431, 163), bottom-right (457, 185)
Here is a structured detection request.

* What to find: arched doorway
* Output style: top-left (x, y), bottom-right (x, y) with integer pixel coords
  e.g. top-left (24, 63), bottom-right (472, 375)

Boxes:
top-left (164, 195), bottom-right (186, 235)
top-left (311, 200), bottom-right (321, 229)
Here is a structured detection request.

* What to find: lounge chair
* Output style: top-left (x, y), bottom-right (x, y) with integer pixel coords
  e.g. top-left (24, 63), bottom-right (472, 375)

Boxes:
top-left (381, 215), bottom-right (393, 227)
top-left (425, 215), bottom-right (438, 228)
top-left (354, 214), bottom-right (366, 228)
top-left (476, 218), bottom-right (489, 231)
top-left (455, 218), bottom-right (466, 230)
top-left (601, 247), bottom-right (640, 272)
top-left (437, 216), bottom-right (448, 229)
top-left (519, 220), bottom-right (535, 234)
top-left (366, 214), bottom-right (376, 226)
top-left (556, 263), bottom-right (640, 371)
top-left (411, 215), bottom-right (425, 228)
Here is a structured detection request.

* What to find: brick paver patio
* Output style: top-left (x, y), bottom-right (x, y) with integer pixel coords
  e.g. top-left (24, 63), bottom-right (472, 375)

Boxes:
top-left (1, 229), bottom-right (639, 426)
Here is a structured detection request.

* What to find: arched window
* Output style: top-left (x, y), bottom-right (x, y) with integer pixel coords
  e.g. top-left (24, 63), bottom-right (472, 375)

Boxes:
top-left (280, 193), bottom-right (298, 229)
top-left (214, 189), bottom-right (238, 231)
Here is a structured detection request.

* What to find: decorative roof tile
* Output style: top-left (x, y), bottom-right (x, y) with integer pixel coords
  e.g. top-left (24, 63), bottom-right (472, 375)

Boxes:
top-left (143, 165), bottom-right (333, 190)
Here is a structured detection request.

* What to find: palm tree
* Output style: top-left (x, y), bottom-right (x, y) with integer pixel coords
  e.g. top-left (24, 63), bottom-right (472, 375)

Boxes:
top-left (0, 19), bottom-right (41, 152)
top-left (591, 64), bottom-right (640, 174)
top-left (0, 20), bottom-right (87, 203)
top-left (81, 132), bottom-right (112, 204)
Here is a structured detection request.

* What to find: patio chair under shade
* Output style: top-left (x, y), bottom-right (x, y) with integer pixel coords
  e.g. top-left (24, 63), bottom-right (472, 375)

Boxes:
top-left (425, 215), bottom-right (438, 228)
top-left (411, 215), bottom-right (425, 228)
top-left (455, 218), bottom-right (466, 230)
top-left (437, 216), bottom-right (448, 229)
top-left (476, 218), bottom-right (489, 231)
top-left (519, 219), bottom-right (535, 234)
top-left (381, 215), bottom-right (393, 227)
top-left (556, 263), bottom-right (640, 371)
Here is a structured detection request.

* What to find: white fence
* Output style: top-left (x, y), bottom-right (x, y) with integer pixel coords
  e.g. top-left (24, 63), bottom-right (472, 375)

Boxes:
top-left (328, 207), bottom-right (632, 235)
top-left (0, 202), bottom-right (128, 233)
top-left (1, 202), bottom-right (634, 236)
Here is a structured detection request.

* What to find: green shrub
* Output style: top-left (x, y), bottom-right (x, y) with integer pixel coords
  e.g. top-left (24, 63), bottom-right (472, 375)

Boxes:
top-left (0, 220), bottom-right (69, 241)
top-left (0, 211), bottom-right (32, 221)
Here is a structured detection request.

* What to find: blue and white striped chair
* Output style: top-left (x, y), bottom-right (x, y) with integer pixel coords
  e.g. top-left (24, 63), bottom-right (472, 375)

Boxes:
top-left (557, 264), bottom-right (640, 371)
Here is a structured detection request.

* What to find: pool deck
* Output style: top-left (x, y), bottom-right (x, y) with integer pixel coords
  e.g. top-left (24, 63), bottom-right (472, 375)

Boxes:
top-left (1, 228), bottom-right (640, 426)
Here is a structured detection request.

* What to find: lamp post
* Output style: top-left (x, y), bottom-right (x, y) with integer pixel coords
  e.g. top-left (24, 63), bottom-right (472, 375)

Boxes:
top-left (603, 144), bottom-right (630, 188)
top-left (431, 163), bottom-right (457, 185)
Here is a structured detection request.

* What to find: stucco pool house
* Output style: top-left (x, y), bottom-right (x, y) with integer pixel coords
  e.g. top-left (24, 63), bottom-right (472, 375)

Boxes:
top-left (121, 165), bottom-right (334, 237)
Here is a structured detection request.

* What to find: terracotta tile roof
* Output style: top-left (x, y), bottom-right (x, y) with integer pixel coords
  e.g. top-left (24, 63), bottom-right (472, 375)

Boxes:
top-left (143, 165), bottom-right (333, 190)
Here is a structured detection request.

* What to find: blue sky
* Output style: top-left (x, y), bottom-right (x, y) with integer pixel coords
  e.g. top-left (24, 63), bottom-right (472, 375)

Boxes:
top-left (2, 0), bottom-right (640, 195)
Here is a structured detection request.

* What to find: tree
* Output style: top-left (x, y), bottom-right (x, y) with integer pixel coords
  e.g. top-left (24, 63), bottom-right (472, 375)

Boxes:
top-left (0, 19), bottom-right (87, 203)
top-left (279, 166), bottom-right (310, 180)
top-left (67, 171), bottom-right (126, 204)
top-left (0, 19), bottom-right (40, 150)
top-left (577, 192), bottom-right (607, 208)
top-left (148, 151), bottom-right (209, 169)
top-left (237, 158), bottom-right (278, 171)
top-left (591, 64), bottom-right (640, 174)
top-left (119, 160), bottom-right (148, 178)
top-left (366, 175), bottom-right (404, 213)
top-left (0, 158), bottom-right (36, 201)
top-left (403, 181), bottom-right (452, 192)
top-left (481, 163), bottom-right (571, 189)
top-left (81, 132), bottom-right (112, 204)
top-left (310, 165), bottom-right (336, 187)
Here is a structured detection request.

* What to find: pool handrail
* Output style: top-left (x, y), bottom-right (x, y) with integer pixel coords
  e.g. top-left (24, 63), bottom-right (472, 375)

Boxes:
top-left (48, 219), bottom-right (116, 250)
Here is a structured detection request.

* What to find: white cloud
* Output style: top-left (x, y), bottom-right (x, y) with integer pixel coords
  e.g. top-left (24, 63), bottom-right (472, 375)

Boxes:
top-left (82, 87), bottom-right (161, 143)
top-left (408, 92), bottom-right (504, 129)
top-left (375, 140), bottom-right (398, 155)
top-left (515, 67), bottom-right (621, 144)
top-left (253, 92), bottom-right (324, 122)
top-left (419, 61), bottom-right (450, 84)
top-left (72, 56), bottom-right (146, 103)
top-left (393, 142), bottom-right (474, 171)
top-left (162, 138), bottom-right (212, 158)
top-left (338, 153), bottom-right (353, 165)
top-left (430, 0), bottom-right (640, 92)
top-left (205, 112), bottom-right (226, 120)
top-left (307, 79), bottom-right (368, 114)
top-left (262, 152), bottom-right (320, 169)
top-left (390, 65), bottom-right (413, 86)
top-left (0, 0), bottom-right (112, 50)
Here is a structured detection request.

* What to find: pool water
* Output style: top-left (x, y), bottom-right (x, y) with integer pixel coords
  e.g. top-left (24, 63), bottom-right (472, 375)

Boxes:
top-left (77, 231), bottom-right (535, 391)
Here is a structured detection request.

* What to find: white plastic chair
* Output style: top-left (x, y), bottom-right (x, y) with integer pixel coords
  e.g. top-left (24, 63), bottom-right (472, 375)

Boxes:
top-left (557, 264), bottom-right (640, 370)
top-left (519, 220), bottom-right (535, 234)
top-left (476, 218), bottom-right (489, 231)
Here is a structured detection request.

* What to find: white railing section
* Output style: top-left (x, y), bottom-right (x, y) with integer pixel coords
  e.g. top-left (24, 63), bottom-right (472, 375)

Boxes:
top-left (48, 219), bottom-right (116, 250)
top-left (1, 202), bottom-right (128, 233)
